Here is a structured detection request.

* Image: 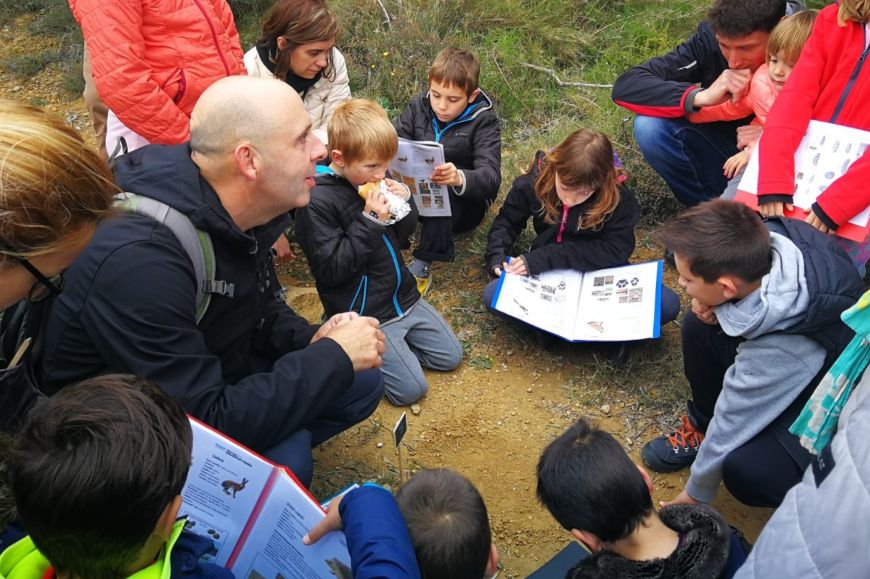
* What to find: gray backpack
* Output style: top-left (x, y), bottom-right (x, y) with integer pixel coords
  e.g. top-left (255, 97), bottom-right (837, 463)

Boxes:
top-left (114, 192), bottom-right (235, 323)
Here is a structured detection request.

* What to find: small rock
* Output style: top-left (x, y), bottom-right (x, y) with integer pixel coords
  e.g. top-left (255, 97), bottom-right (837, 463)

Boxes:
top-left (526, 387), bottom-right (533, 393)
top-left (410, 404), bottom-right (421, 415)
top-left (600, 404), bottom-right (611, 415)
top-left (376, 442), bottom-right (384, 448)
top-left (11, 85), bottom-right (21, 92)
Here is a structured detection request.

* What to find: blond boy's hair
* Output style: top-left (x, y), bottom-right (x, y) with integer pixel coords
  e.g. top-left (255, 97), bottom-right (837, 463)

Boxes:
top-left (767, 10), bottom-right (818, 66)
top-left (428, 47), bottom-right (480, 96)
top-left (838, 0), bottom-right (870, 26)
top-left (328, 99), bottom-right (398, 163)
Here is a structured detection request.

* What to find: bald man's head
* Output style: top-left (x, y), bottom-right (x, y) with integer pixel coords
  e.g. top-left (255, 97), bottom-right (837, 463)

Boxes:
top-left (190, 76), bottom-right (305, 157)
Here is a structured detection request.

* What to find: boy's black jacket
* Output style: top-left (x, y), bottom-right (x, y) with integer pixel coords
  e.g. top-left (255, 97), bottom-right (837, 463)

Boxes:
top-left (393, 89), bottom-right (502, 205)
top-left (295, 172), bottom-right (420, 323)
top-left (484, 151), bottom-right (640, 276)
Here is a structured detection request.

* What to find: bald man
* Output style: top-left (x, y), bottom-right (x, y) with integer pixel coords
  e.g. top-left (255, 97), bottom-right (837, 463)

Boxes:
top-left (39, 77), bottom-right (386, 486)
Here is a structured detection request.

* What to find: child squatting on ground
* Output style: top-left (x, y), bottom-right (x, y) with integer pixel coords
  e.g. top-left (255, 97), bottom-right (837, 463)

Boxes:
top-left (642, 200), bottom-right (862, 509)
top-left (537, 418), bottom-right (750, 579)
top-left (395, 468), bottom-right (499, 579)
top-left (295, 99), bottom-right (463, 406)
top-left (394, 47), bottom-right (502, 294)
top-left (687, 10), bottom-right (817, 198)
top-left (482, 128), bottom-right (680, 361)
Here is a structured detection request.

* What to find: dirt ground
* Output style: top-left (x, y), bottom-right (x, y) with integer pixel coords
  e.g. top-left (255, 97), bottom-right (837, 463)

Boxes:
top-left (0, 15), bottom-right (773, 577)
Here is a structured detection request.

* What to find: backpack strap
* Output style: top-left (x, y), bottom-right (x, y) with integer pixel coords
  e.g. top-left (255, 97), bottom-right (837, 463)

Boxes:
top-left (114, 193), bottom-right (234, 324)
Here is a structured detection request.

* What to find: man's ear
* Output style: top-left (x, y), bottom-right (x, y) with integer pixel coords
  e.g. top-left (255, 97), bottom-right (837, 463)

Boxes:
top-left (717, 275), bottom-right (739, 300)
top-left (637, 464), bottom-right (654, 496)
top-left (484, 543), bottom-right (499, 578)
top-left (331, 149), bottom-right (345, 167)
top-left (154, 495), bottom-right (182, 541)
top-left (233, 142), bottom-right (259, 181)
top-left (468, 88), bottom-right (481, 102)
top-left (570, 528), bottom-right (601, 553)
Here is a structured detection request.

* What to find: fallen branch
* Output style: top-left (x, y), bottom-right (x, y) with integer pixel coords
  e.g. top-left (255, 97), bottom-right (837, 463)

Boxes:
top-left (522, 63), bottom-right (613, 89)
top-left (375, 0), bottom-right (392, 27)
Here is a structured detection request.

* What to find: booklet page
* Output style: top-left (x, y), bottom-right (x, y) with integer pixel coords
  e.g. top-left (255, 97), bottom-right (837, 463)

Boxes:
top-left (180, 419), bottom-right (275, 566)
top-left (390, 138), bottom-right (452, 217)
top-left (493, 269), bottom-right (584, 339)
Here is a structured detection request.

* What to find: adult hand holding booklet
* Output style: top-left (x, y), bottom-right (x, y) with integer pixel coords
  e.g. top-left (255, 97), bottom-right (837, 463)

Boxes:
top-left (179, 418), bottom-right (353, 579)
top-left (491, 261), bottom-right (664, 342)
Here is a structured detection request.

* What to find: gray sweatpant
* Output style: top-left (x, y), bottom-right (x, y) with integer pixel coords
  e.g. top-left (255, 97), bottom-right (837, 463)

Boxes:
top-left (381, 299), bottom-right (463, 405)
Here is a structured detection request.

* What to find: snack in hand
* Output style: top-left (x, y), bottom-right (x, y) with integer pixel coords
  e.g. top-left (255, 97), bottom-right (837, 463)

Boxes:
top-left (358, 180), bottom-right (411, 224)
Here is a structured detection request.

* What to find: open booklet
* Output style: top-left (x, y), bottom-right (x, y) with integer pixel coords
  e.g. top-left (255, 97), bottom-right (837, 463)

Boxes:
top-left (179, 418), bottom-right (352, 579)
top-left (491, 261), bottom-right (663, 342)
top-left (735, 119), bottom-right (870, 242)
top-left (389, 137), bottom-right (452, 217)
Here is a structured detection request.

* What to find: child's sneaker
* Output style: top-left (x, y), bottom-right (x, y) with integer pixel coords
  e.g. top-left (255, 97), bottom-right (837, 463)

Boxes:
top-left (407, 260), bottom-right (432, 296)
top-left (641, 414), bottom-right (704, 473)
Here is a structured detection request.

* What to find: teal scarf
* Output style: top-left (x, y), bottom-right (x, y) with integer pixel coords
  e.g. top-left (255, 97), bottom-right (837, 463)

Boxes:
top-left (790, 290), bottom-right (870, 454)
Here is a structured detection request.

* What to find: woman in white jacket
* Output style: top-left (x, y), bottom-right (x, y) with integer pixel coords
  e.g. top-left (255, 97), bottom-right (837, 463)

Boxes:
top-left (244, 0), bottom-right (351, 145)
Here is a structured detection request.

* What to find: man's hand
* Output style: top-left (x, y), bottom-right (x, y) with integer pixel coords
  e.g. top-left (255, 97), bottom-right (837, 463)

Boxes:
top-left (303, 494), bottom-right (345, 545)
top-left (660, 489), bottom-right (700, 508)
top-left (324, 316), bottom-right (386, 371)
top-left (310, 312), bottom-right (359, 344)
top-left (805, 209), bottom-right (832, 234)
top-left (723, 150), bottom-right (749, 179)
top-left (431, 162), bottom-right (463, 187)
top-left (504, 256), bottom-right (528, 276)
top-left (693, 68), bottom-right (752, 108)
top-left (364, 185), bottom-right (391, 222)
top-left (691, 298), bottom-right (718, 326)
top-left (384, 177), bottom-right (411, 201)
top-left (271, 234), bottom-right (294, 264)
top-left (758, 200), bottom-right (793, 218)
top-left (736, 124), bottom-right (763, 150)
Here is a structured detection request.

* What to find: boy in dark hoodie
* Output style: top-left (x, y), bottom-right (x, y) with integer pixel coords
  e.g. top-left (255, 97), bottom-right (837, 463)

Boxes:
top-left (537, 418), bottom-right (749, 579)
top-left (394, 47), bottom-right (502, 294)
top-left (295, 99), bottom-right (463, 407)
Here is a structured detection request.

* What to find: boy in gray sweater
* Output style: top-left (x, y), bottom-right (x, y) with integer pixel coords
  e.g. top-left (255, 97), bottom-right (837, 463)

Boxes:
top-left (642, 200), bottom-right (861, 508)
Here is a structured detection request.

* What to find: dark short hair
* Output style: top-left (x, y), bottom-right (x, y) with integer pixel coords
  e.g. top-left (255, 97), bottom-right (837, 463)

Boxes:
top-left (653, 199), bottom-right (771, 283)
top-left (708, 0), bottom-right (786, 37)
top-left (395, 469), bottom-right (491, 579)
top-left (8, 374), bottom-right (192, 579)
top-left (536, 419), bottom-right (652, 542)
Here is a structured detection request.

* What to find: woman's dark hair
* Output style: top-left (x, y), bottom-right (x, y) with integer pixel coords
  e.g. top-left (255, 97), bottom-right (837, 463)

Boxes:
top-left (258, 0), bottom-right (338, 81)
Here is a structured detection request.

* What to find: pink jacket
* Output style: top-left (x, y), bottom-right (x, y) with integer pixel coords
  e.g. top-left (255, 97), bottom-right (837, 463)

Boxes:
top-left (689, 64), bottom-right (780, 152)
top-left (70, 0), bottom-right (246, 145)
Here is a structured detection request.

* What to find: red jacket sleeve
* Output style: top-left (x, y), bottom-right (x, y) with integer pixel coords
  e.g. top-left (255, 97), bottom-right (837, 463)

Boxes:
top-left (70, 0), bottom-right (192, 144)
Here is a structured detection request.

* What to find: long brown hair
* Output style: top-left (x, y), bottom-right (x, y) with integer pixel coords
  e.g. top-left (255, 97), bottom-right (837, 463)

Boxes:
top-left (0, 100), bottom-right (116, 263)
top-left (259, 0), bottom-right (338, 81)
top-left (838, 0), bottom-right (870, 25)
top-left (535, 129), bottom-right (621, 231)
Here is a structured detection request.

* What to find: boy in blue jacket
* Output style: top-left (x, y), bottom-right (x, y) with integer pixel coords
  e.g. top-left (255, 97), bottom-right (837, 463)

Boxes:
top-left (394, 47), bottom-right (502, 293)
top-left (295, 99), bottom-right (462, 406)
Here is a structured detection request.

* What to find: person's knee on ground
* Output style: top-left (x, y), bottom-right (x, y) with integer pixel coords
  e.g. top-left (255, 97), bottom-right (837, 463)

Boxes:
top-left (263, 429), bottom-right (314, 487)
top-left (722, 439), bottom-right (805, 508)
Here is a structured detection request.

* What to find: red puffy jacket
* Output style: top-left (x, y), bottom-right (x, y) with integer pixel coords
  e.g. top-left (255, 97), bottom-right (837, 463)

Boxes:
top-left (758, 4), bottom-right (870, 227)
top-left (70, 0), bottom-right (246, 145)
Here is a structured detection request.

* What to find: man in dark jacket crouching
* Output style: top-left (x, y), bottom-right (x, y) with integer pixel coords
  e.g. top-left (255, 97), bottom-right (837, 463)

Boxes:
top-left (37, 76), bottom-right (386, 487)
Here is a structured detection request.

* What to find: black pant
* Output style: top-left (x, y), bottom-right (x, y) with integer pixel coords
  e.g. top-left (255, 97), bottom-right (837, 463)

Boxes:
top-left (413, 193), bottom-right (488, 262)
top-left (682, 312), bottom-right (815, 507)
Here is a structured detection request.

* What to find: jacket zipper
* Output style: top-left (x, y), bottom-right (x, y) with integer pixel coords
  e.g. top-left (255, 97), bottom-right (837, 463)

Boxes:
top-left (830, 24), bottom-right (869, 124)
top-left (556, 205), bottom-right (569, 243)
top-left (192, 0), bottom-right (231, 75)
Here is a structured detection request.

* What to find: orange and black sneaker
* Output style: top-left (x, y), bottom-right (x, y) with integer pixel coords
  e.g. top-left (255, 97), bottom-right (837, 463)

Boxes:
top-left (641, 414), bottom-right (705, 473)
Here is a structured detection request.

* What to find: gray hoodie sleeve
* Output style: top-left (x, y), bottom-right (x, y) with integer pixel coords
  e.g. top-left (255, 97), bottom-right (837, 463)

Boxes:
top-left (685, 332), bottom-right (827, 502)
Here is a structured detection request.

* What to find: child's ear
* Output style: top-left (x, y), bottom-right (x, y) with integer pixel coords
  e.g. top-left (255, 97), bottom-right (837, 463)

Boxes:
top-left (155, 495), bottom-right (183, 541)
top-left (468, 88), bottom-right (481, 102)
top-left (717, 275), bottom-right (739, 300)
top-left (637, 464), bottom-right (654, 496)
top-left (485, 543), bottom-right (499, 578)
top-left (331, 149), bottom-right (345, 167)
top-left (570, 528), bottom-right (601, 553)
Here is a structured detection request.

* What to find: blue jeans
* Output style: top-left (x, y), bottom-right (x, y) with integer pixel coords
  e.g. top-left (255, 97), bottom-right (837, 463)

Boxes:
top-left (262, 368), bottom-right (384, 487)
top-left (482, 279), bottom-right (680, 338)
top-left (633, 115), bottom-right (739, 206)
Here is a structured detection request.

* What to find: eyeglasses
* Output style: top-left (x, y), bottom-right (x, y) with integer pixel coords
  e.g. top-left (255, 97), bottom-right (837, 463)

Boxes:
top-left (13, 256), bottom-right (64, 302)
